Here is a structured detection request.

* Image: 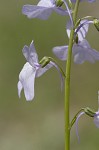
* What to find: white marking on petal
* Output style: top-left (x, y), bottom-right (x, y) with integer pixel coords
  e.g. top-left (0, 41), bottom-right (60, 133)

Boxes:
top-left (17, 81), bottom-right (23, 98)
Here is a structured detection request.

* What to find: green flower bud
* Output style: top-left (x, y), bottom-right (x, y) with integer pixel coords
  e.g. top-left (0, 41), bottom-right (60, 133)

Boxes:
top-left (55, 0), bottom-right (64, 7)
top-left (84, 107), bottom-right (96, 117)
top-left (94, 19), bottom-right (99, 31)
top-left (39, 56), bottom-right (50, 68)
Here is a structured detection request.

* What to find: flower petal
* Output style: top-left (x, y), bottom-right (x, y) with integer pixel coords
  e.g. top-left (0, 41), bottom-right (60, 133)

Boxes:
top-left (73, 41), bottom-right (93, 64)
top-left (76, 112), bottom-right (85, 141)
top-left (38, 0), bottom-right (54, 7)
top-left (66, 20), bottom-right (72, 38)
top-left (36, 63), bottom-right (52, 77)
top-left (50, 61), bottom-right (64, 90)
top-left (71, 0), bottom-right (96, 2)
top-left (53, 7), bottom-right (71, 16)
top-left (73, 40), bottom-right (99, 64)
top-left (76, 20), bottom-right (89, 41)
top-left (22, 0), bottom-right (69, 20)
top-left (17, 81), bottom-right (23, 98)
top-left (53, 45), bottom-right (68, 60)
top-left (22, 40), bottom-right (38, 67)
top-left (67, 20), bottom-right (89, 41)
top-left (94, 112), bottom-right (99, 128)
top-left (22, 5), bottom-right (53, 20)
top-left (18, 62), bottom-right (36, 101)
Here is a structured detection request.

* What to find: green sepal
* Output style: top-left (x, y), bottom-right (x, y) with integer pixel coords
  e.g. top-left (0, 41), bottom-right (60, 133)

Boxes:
top-left (39, 56), bottom-right (66, 78)
top-left (39, 56), bottom-right (50, 68)
top-left (68, 0), bottom-right (73, 9)
top-left (84, 107), bottom-right (96, 117)
top-left (93, 19), bottom-right (99, 31)
top-left (75, 19), bottom-right (81, 29)
top-left (55, 0), bottom-right (64, 7)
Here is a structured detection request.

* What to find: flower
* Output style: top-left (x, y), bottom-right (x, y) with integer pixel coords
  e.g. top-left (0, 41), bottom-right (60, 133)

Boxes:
top-left (71, 0), bottom-right (96, 3)
top-left (18, 41), bottom-right (64, 101)
top-left (22, 0), bottom-right (70, 20)
top-left (17, 41), bottom-right (53, 101)
top-left (53, 20), bottom-right (99, 64)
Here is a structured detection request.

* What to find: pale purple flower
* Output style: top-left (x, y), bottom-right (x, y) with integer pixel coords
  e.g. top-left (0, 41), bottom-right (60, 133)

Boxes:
top-left (18, 41), bottom-right (64, 101)
top-left (22, 0), bottom-right (70, 20)
top-left (17, 41), bottom-right (53, 101)
top-left (71, 0), bottom-right (96, 3)
top-left (53, 20), bottom-right (99, 64)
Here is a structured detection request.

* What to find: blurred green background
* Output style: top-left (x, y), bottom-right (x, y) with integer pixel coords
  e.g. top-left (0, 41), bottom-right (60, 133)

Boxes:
top-left (0, 0), bottom-right (99, 150)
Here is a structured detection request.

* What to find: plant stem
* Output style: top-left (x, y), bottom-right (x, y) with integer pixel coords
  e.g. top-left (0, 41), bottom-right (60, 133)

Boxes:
top-left (65, 29), bottom-right (74, 150)
top-left (65, 0), bottom-right (80, 150)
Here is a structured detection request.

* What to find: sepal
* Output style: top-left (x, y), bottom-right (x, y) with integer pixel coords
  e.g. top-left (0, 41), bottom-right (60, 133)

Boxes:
top-left (84, 107), bottom-right (96, 117)
top-left (93, 19), bottom-right (99, 31)
top-left (55, 0), bottom-right (64, 7)
top-left (39, 56), bottom-right (50, 68)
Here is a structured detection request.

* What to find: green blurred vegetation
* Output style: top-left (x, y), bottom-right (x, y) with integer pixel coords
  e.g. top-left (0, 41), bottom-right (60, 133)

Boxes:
top-left (0, 0), bottom-right (99, 149)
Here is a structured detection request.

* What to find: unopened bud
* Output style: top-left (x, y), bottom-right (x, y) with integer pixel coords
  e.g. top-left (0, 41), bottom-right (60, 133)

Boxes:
top-left (39, 56), bottom-right (50, 68)
top-left (55, 0), bottom-right (64, 7)
top-left (94, 19), bottom-right (99, 31)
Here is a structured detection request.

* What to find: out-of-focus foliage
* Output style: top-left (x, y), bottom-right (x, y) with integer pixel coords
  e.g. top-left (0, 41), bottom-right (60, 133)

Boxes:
top-left (0, 0), bottom-right (99, 149)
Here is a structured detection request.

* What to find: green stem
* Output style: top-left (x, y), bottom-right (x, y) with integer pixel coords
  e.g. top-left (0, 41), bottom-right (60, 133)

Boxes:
top-left (65, 29), bottom-right (74, 150)
top-left (73, 0), bottom-right (80, 24)
top-left (65, 0), bottom-right (80, 150)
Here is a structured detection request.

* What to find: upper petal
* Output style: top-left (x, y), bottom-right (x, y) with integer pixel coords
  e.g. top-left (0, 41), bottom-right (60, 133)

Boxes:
top-left (53, 45), bottom-right (68, 60)
top-left (18, 62), bottom-right (36, 101)
top-left (53, 7), bottom-right (70, 16)
top-left (22, 41), bottom-right (38, 66)
top-left (22, 5), bottom-right (53, 20)
top-left (38, 0), bottom-right (54, 7)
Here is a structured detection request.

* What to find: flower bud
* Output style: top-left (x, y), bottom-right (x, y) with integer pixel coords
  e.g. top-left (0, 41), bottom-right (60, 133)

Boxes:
top-left (93, 19), bottom-right (99, 31)
top-left (55, 0), bottom-right (64, 7)
top-left (39, 56), bottom-right (50, 68)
